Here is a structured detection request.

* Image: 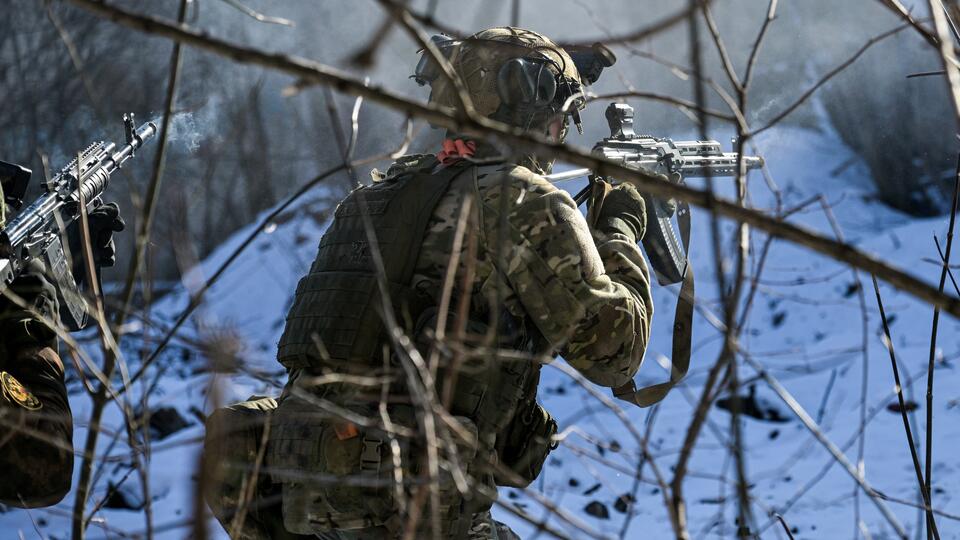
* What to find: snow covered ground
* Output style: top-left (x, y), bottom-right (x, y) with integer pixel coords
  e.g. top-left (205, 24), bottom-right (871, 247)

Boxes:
top-left (4, 121), bottom-right (960, 539)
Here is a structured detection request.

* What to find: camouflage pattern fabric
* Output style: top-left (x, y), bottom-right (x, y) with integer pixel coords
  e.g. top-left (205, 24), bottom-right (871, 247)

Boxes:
top-left (314, 511), bottom-right (520, 540)
top-left (0, 258), bottom-right (73, 508)
top-left (255, 152), bottom-right (652, 539)
top-left (203, 396), bottom-right (313, 540)
top-left (414, 160), bottom-right (653, 388)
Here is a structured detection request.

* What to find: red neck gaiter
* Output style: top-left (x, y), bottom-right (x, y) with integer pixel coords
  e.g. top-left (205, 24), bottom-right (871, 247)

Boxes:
top-left (436, 138), bottom-right (477, 166)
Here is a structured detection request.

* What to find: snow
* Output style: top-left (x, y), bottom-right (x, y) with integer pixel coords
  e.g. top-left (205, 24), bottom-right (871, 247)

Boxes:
top-left (5, 124), bottom-right (960, 539)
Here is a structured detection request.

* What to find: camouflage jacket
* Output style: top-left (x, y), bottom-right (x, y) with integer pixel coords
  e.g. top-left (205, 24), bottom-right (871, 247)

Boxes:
top-left (412, 159), bottom-right (653, 389)
top-left (0, 192), bottom-right (73, 508)
top-left (0, 343), bottom-right (73, 508)
top-left (256, 152), bottom-right (653, 537)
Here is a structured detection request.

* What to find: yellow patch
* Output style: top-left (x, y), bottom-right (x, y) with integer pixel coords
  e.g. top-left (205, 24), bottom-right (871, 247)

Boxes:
top-left (1, 371), bottom-right (42, 411)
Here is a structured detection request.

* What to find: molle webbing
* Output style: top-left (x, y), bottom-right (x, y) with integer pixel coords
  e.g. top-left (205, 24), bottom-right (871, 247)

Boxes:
top-left (277, 165), bottom-right (467, 370)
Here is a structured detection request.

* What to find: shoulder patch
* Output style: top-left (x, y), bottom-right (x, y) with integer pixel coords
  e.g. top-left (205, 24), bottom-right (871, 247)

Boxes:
top-left (1, 371), bottom-right (42, 410)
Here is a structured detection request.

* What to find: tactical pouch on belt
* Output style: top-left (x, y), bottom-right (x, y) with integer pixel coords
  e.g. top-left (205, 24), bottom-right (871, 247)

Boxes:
top-left (203, 396), bottom-right (313, 540)
top-left (268, 394), bottom-right (481, 536)
top-left (494, 399), bottom-right (557, 488)
top-left (267, 395), bottom-right (401, 533)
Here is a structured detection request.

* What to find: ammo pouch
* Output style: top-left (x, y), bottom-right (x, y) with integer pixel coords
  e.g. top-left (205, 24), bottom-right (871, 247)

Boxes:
top-left (494, 399), bottom-right (557, 488)
top-left (202, 396), bottom-right (300, 540)
top-left (268, 394), bottom-right (479, 536)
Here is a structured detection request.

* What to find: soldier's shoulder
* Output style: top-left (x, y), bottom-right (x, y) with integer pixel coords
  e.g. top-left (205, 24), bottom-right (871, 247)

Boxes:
top-left (370, 153), bottom-right (439, 182)
top-left (475, 164), bottom-right (558, 200)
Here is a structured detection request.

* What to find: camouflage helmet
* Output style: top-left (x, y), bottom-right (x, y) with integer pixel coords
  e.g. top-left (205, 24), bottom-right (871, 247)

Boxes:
top-left (414, 27), bottom-right (588, 135)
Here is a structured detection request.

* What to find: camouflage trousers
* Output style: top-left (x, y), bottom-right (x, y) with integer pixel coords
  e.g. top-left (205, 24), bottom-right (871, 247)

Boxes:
top-left (203, 396), bottom-right (313, 540)
top-left (314, 511), bottom-right (521, 540)
top-left (203, 395), bottom-right (521, 540)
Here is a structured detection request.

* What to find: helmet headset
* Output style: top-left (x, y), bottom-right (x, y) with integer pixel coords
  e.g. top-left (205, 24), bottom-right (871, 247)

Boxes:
top-left (414, 33), bottom-right (615, 137)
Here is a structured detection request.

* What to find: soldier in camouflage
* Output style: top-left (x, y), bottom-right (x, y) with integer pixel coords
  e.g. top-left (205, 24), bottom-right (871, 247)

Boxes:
top-left (0, 176), bottom-right (123, 507)
top-left (204, 27), bottom-right (652, 539)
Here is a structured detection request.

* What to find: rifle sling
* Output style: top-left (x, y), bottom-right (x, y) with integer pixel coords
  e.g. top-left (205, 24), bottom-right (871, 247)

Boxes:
top-left (612, 198), bottom-right (694, 408)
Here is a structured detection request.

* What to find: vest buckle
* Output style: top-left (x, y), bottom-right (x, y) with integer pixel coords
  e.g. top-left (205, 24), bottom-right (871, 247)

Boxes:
top-left (359, 436), bottom-right (383, 474)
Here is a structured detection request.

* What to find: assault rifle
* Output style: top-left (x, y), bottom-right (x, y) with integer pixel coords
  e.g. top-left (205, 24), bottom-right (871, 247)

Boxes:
top-left (549, 102), bottom-right (763, 285)
top-left (0, 114), bottom-right (157, 330)
top-left (546, 103), bottom-right (763, 406)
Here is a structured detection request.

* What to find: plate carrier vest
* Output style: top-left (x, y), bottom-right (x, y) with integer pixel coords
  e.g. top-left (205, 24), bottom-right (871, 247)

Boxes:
top-left (277, 159), bottom-right (467, 371)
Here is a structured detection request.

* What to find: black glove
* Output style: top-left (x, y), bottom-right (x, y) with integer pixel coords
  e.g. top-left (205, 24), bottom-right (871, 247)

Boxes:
top-left (592, 182), bottom-right (647, 243)
top-left (67, 201), bottom-right (125, 280)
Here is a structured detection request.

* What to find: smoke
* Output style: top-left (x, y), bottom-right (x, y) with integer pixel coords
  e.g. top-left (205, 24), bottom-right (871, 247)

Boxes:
top-left (150, 97), bottom-right (224, 154)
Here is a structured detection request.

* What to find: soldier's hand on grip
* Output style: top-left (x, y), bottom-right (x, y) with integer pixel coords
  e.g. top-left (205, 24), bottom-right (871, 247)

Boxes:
top-left (67, 201), bottom-right (125, 275)
top-left (590, 181), bottom-right (647, 243)
top-left (86, 202), bottom-right (125, 268)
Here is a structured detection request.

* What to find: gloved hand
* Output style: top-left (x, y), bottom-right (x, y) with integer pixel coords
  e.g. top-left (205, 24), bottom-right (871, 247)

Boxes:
top-left (589, 181), bottom-right (647, 243)
top-left (67, 201), bottom-right (125, 280)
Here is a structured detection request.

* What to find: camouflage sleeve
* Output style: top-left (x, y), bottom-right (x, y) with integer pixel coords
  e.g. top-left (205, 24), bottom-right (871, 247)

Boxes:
top-left (478, 166), bottom-right (653, 388)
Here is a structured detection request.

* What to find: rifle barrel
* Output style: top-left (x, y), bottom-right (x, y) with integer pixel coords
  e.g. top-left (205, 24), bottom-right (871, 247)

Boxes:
top-left (544, 168), bottom-right (592, 183)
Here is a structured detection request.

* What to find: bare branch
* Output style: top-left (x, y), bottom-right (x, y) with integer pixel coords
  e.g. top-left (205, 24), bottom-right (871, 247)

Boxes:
top-left (701, 3), bottom-right (743, 93)
top-left (217, 0), bottom-right (293, 26)
top-left (562, 0), bottom-right (714, 47)
top-left (923, 153), bottom-right (960, 539)
top-left (742, 0), bottom-right (778, 90)
top-left (877, 0), bottom-right (941, 47)
top-left (751, 22), bottom-right (913, 137)
top-left (125, 162), bottom-right (347, 389)
top-left (740, 352), bottom-right (908, 538)
top-left (583, 91), bottom-right (738, 123)
top-left (871, 276), bottom-right (940, 539)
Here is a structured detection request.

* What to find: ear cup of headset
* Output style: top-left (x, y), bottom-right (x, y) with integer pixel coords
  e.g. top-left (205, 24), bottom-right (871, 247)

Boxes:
top-left (497, 57), bottom-right (557, 108)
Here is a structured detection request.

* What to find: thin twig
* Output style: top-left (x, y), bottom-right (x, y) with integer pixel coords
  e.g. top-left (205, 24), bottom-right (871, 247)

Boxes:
top-left (876, 0), bottom-right (941, 47)
top-left (125, 162), bottom-right (348, 388)
top-left (583, 91), bottom-right (737, 123)
top-left (701, 3), bottom-right (743, 93)
top-left (775, 514), bottom-right (797, 540)
top-left (740, 352), bottom-right (908, 538)
top-left (217, 0), bottom-right (293, 26)
top-left (563, 0), bottom-right (713, 46)
top-left (373, 0), bottom-right (475, 117)
top-left (743, 0), bottom-right (778, 90)
top-left (871, 276), bottom-right (940, 540)
top-left (750, 22), bottom-right (914, 137)
top-left (814, 195), bottom-right (872, 540)
top-left (934, 236), bottom-right (960, 295)
top-left (923, 154), bottom-right (960, 539)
